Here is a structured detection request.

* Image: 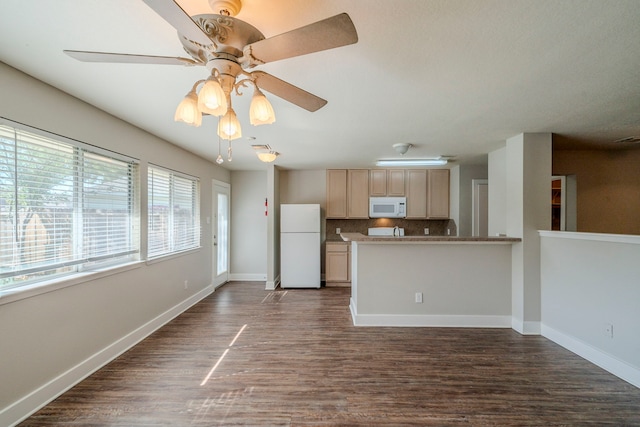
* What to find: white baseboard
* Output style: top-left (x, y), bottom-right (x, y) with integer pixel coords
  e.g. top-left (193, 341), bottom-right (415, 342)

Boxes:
top-left (511, 318), bottom-right (541, 335)
top-left (542, 324), bottom-right (640, 389)
top-left (1, 285), bottom-right (215, 427)
top-left (350, 299), bottom-right (511, 328)
top-left (265, 274), bottom-right (280, 291)
top-left (228, 273), bottom-right (266, 282)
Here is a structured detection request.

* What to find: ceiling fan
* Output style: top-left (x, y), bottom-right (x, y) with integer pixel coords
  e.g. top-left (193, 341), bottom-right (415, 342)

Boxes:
top-left (64, 0), bottom-right (358, 140)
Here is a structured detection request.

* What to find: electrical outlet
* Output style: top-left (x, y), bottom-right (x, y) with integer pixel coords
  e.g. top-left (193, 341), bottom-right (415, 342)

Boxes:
top-left (336, 227), bottom-right (341, 234)
top-left (424, 228), bottom-right (429, 235)
top-left (415, 292), bottom-right (423, 303)
top-left (184, 280), bottom-right (188, 290)
top-left (603, 323), bottom-right (613, 338)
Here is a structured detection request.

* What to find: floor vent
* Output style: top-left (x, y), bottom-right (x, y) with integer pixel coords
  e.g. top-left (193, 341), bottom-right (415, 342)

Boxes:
top-left (261, 291), bottom-right (287, 303)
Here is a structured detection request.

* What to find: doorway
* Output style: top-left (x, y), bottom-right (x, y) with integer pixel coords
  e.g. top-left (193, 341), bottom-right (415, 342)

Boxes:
top-left (212, 180), bottom-right (230, 287)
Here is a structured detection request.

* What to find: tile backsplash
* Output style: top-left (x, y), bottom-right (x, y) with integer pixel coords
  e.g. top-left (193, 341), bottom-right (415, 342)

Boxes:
top-left (326, 218), bottom-right (457, 239)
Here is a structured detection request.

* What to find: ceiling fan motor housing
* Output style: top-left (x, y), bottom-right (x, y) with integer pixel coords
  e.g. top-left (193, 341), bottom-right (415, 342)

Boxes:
top-left (180, 14), bottom-right (264, 66)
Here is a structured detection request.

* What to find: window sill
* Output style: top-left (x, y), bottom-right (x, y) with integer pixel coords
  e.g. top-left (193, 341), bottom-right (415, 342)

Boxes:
top-left (0, 261), bottom-right (144, 306)
top-left (145, 247), bottom-right (202, 265)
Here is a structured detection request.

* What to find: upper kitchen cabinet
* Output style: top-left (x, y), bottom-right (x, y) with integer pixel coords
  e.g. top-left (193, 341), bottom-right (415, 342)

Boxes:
top-left (405, 169), bottom-right (428, 218)
top-left (427, 169), bottom-right (450, 219)
top-left (326, 169), bottom-right (347, 218)
top-left (405, 169), bottom-right (450, 219)
top-left (369, 169), bottom-right (405, 196)
top-left (328, 168), bottom-right (447, 219)
top-left (326, 169), bottom-right (370, 219)
top-left (347, 169), bottom-right (370, 218)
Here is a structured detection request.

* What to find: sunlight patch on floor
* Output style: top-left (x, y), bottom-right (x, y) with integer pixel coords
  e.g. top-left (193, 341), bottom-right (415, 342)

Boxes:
top-left (200, 323), bottom-right (247, 386)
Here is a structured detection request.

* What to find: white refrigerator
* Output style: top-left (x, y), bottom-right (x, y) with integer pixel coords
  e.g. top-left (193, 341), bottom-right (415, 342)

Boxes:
top-left (280, 204), bottom-right (321, 288)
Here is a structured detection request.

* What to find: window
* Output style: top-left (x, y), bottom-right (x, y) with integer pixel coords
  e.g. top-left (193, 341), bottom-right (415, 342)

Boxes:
top-left (148, 165), bottom-right (200, 258)
top-left (0, 122), bottom-right (139, 291)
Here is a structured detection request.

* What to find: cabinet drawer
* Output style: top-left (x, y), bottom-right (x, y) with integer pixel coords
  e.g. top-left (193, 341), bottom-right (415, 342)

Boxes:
top-left (326, 242), bottom-right (348, 252)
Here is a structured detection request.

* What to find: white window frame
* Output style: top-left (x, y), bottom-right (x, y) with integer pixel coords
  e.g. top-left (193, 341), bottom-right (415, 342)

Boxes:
top-left (0, 119), bottom-right (140, 293)
top-left (147, 164), bottom-right (200, 260)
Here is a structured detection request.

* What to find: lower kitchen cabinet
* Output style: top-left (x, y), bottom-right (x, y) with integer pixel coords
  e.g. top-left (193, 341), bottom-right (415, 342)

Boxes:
top-left (325, 242), bottom-right (350, 286)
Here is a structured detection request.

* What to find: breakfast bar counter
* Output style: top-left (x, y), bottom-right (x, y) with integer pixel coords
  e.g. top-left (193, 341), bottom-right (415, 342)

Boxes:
top-left (340, 232), bottom-right (520, 243)
top-left (343, 233), bottom-right (521, 328)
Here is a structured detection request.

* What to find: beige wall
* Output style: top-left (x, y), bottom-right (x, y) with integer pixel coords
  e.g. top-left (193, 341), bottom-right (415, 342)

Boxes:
top-left (540, 232), bottom-right (640, 386)
top-left (0, 62), bottom-right (229, 425)
top-left (230, 170), bottom-right (268, 280)
top-left (553, 148), bottom-right (640, 235)
top-left (351, 241), bottom-right (512, 325)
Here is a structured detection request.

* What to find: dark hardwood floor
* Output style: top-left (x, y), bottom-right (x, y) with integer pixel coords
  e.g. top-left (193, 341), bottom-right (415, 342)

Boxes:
top-left (21, 282), bottom-right (640, 426)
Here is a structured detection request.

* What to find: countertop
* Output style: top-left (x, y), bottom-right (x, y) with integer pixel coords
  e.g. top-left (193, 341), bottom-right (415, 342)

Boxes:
top-left (339, 232), bottom-right (521, 243)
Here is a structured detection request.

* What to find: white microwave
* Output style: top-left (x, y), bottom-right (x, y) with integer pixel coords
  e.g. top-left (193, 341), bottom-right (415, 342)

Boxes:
top-left (369, 197), bottom-right (406, 218)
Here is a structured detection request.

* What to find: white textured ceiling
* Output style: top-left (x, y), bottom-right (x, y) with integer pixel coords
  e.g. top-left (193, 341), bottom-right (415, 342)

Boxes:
top-left (1, 0), bottom-right (639, 170)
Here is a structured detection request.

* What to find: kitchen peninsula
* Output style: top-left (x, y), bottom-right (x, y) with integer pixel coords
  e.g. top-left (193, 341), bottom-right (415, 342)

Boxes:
top-left (341, 233), bottom-right (521, 328)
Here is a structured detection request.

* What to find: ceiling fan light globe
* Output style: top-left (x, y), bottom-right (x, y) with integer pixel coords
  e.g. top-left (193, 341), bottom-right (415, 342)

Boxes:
top-left (174, 91), bottom-right (202, 127)
top-left (217, 108), bottom-right (242, 140)
top-left (197, 79), bottom-right (227, 116)
top-left (250, 89), bottom-right (276, 125)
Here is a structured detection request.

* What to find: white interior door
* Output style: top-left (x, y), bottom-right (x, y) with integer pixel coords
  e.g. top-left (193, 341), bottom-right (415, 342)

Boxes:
top-left (472, 179), bottom-right (489, 237)
top-left (212, 180), bottom-right (230, 287)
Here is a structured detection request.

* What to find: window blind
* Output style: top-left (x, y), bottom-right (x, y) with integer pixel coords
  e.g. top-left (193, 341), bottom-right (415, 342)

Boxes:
top-left (148, 165), bottom-right (200, 258)
top-left (0, 124), bottom-right (139, 290)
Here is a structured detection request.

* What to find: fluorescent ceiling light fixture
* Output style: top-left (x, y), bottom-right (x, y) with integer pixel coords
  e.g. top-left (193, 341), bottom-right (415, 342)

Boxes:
top-left (376, 158), bottom-right (448, 167)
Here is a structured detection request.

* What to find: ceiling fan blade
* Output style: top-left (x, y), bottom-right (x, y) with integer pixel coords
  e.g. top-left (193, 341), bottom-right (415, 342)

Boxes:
top-left (64, 50), bottom-right (201, 66)
top-left (142, 0), bottom-right (212, 46)
top-left (242, 13), bottom-right (358, 66)
top-left (252, 71), bottom-right (327, 112)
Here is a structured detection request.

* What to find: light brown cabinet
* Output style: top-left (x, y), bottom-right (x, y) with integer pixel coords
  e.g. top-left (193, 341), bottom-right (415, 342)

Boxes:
top-left (370, 169), bottom-right (405, 196)
top-left (405, 169), bottom-right (427, 218)
top-left (427, 169), bottom-right (450, 219)
top-left (326, 169), bottom-right (369, 219)
top-left (405, 169), bottom-right (450, 219)
top-left (328, 168), bottom-right (448, 219)
top-left (325, 242), bottom-right (350, 286)
top-left (369, 169), bottom-right (387, 196)
top-left (347, 169), bottom-right (370, 218)
top-left (326, 169), bottom-right (347, 218)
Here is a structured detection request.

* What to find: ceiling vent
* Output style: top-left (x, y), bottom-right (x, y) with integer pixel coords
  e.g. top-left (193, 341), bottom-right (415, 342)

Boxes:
top-left (613, 136), bottom-right (640, 144)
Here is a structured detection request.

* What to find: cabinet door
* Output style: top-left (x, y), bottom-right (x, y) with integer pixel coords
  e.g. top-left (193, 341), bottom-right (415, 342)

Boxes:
top-left (369, 169), bottom-right (387, 196)
top-left (326, 169), bottom-right (347, 218)
top-left (405, 169), bottom-right (427, 218)
top-left (326, 243), bottom-right (349, 282)
top-left (347, 169), bottom-right (370, 218)
top-left (427, 169), bottom-right (450, 219)
top-left (387, 170), bottom-right (405, 196)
